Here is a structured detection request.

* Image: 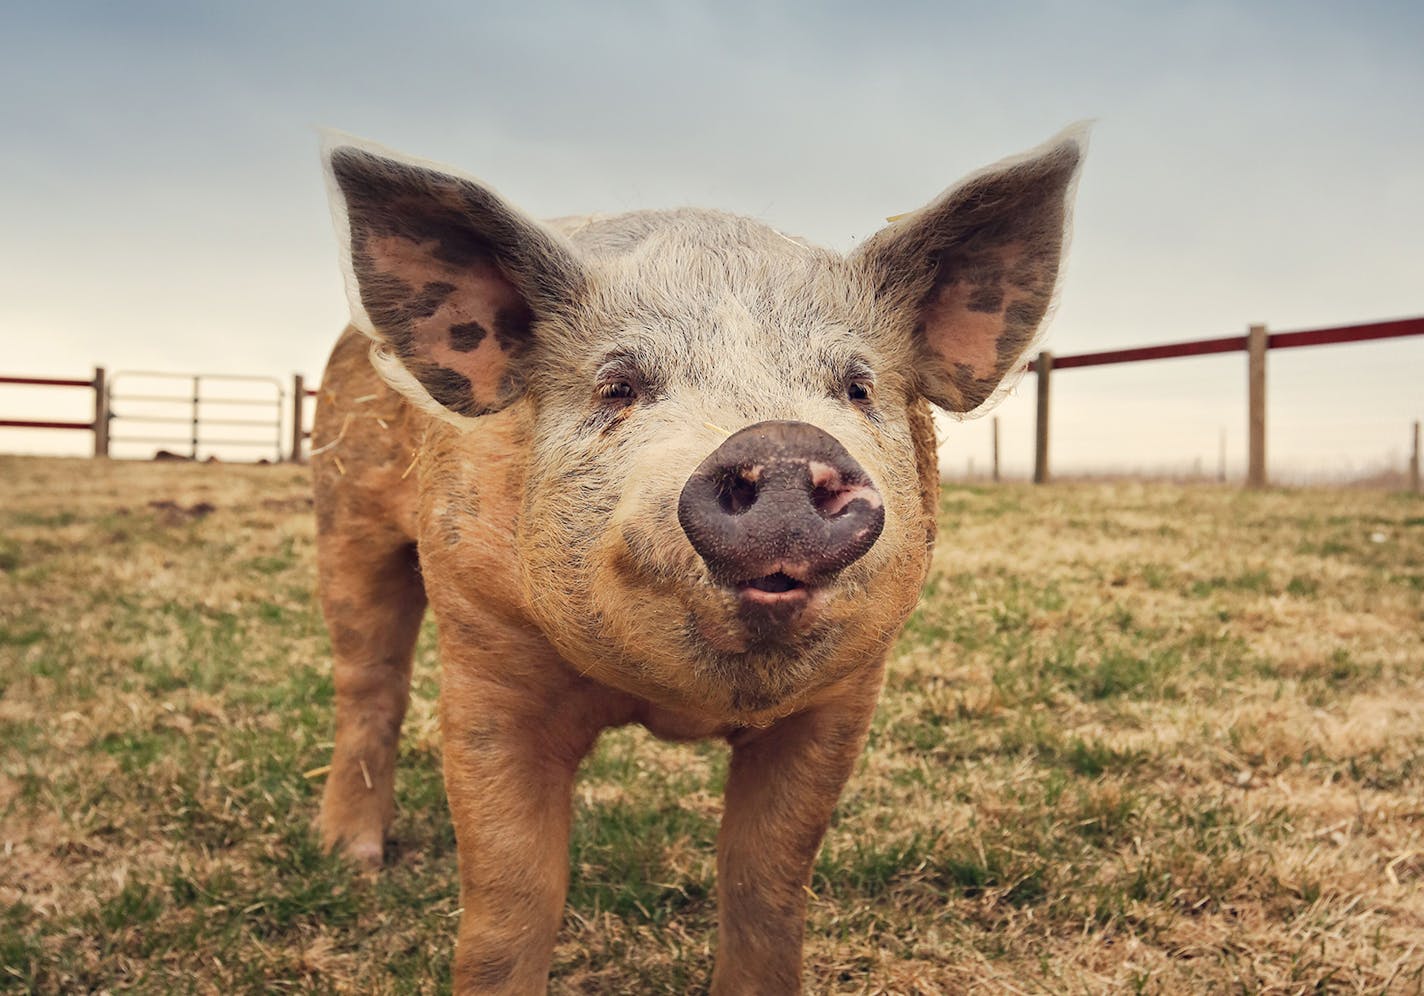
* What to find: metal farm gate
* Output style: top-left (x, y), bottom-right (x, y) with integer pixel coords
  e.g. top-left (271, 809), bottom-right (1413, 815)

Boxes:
top-left (106, 371), bottom-right (286, 461)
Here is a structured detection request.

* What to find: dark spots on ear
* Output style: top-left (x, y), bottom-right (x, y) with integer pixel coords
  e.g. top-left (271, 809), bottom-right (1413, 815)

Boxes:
top-left (936, 249), bottom-right (1003, 286)
top-left (356, 269), bottom-right (415, 327)
top-left (993, 298), bottom-right (1049, 369)
top-left (1008, 247), bottom-right (1054, 289)
top-left (357, 274), bottom-right (454, 335)
top-left (409, 362), bottom-right (480, 417)
top-left (1005, 299), bottom-right (1042, 330)
top-left (418, 217), bottom-right (492, 268)
top-left (448, 321), bottom-right (487, 352)
top-left (945, 362), bottom-right (1000, 412)
top-left (965, 283), bottom-right (1004, 314)
top-left (408, 281), bottom-right (456, 319)
top-left (356, 267), bottom-right (413, 301)
top-left (493, 302), bottom-right (535, 355)
top-left (334, 152), bottom-right (493, 267)
top-left (346, 262), bottom-right (418, 357)
top-left (363, 187), bottom-right (493, 268)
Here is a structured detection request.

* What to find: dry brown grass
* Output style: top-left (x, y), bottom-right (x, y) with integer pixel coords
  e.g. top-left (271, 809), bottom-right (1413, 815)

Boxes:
top-left (1, 456), bottom-right (1421, 993)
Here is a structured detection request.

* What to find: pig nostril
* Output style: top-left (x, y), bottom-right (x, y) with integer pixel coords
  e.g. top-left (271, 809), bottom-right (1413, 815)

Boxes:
top-left (810, 485), bottom-right (842, 518)
top-left (717, 472), bottom-right (759, 515)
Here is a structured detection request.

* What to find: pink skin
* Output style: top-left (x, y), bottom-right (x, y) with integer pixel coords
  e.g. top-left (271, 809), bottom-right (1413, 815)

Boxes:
top-left (808, 460), bottom-right (884, 517)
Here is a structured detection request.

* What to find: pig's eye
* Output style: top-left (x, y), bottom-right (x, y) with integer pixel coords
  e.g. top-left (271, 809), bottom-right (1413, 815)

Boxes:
top-left (595, 380), bottom-right (638, 403)
top-left (843, 372), bottom-right (877, 412)
top-left (840, 363), bottom-right (879, 419)
top-left (593, 354), bottom-right (650, 411)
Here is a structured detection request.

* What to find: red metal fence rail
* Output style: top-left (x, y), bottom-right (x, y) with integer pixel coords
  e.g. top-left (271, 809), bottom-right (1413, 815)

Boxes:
top-left (1037, 316), bottom-right (1423, 372)
top-left (1027, 316), bottom-right (1424, 487)
top-left (0, 369), bottom-right (108, 456)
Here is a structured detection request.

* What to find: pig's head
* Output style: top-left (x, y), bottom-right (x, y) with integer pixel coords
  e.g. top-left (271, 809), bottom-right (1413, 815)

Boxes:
top-left (324, 129), bottom-right (1084, 723)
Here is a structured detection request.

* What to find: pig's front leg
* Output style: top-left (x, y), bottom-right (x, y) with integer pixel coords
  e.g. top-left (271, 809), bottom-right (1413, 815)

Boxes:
top-left (711, 663), bottom-right (885, 995)
top-left (439, 642), bottom-right (624, 994)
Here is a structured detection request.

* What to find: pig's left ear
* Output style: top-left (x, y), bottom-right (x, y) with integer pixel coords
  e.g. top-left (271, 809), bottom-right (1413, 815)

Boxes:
top-left (853, 126), bottom-right (1087, 413)
top-left (323, 136), bottom-right (585, 422)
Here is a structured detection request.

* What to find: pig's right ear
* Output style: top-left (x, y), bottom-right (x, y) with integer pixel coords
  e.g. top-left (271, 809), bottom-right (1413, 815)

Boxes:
top-left (852, 125), bottom-right (1087, 414)
top-left (323, 138), bottom-right (585, 422)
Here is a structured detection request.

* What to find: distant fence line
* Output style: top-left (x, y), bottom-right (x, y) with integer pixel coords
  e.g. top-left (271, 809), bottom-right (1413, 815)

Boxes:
top-left (3, 315), bottom-right (1422, 491)
top-left (0, 370), bottom-right (287, 462)
top-left (1024, 316), bottom-right (1423, 488)
top-left (0, 370), bottom-right (109, 456)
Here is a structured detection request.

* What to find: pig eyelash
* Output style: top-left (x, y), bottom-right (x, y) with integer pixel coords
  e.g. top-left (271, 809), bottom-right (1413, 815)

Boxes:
top-left (593, 353), bottom-right (653, 408)
top-left (839, 361), bottom-right (878, 418)
top-left (592, 367), bottom-right (651, 410)
top-left (595, 380), bottom-right (638, 402)
top-left (846, 381), bottom-right (879, 422)
top-left (583, 376), bottom-right (641, 435)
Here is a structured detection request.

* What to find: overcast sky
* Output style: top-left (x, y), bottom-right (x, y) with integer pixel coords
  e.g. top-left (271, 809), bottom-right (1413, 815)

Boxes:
top-left (2, 0), bottom-right (1420, 477)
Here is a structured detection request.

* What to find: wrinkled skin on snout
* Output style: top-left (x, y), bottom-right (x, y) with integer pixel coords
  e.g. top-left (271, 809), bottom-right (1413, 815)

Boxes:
top-left (313, 129), bottom-right (1084, 994)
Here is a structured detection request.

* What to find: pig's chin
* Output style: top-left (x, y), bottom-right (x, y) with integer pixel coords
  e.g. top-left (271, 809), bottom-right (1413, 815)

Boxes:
top-left (620, 526), bottom-right (858, 659)
top-left (683, 579), bottom-right (834, 655)
top-left (577, 531), bottom-right (875, 719)
top-left (675, 582), bottom-right (874, 718)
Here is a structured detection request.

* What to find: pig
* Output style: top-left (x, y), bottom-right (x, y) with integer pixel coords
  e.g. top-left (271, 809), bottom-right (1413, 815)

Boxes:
top-left (312, 125), bottom-right (1085, 994)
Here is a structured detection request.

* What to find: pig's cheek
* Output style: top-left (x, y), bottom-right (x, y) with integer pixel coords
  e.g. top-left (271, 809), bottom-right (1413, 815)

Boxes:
top-left (588, 528), bottom-right (746, 660)
top-left (586, 528), bottom-right (692, 623)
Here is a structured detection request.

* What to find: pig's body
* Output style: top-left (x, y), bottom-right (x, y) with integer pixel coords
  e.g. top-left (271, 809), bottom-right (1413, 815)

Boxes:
top-left (314, 134), bottom-right (1084, 993)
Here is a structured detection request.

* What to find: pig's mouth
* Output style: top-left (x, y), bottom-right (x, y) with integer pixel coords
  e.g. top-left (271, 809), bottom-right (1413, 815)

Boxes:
top-left (732, 563), bottom-right (825, 635)
top-left (738, 570), bottom-right (809, 604)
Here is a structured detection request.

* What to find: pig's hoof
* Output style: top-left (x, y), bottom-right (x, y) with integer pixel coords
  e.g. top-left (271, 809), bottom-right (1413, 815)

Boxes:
top-left (340, 835), bottom-right (386, 870)
top-left (320, 819), bottom-right (387, 870)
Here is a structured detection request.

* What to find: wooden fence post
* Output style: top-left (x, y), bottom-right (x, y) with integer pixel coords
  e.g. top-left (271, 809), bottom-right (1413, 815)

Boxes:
top-left (290, 374), bottom-right (306, 464)
top-left (1246, 324), bottom-right (1267, 488)
top-left (1411, 420), bottom-right (1421, 494)
top-left (92, 366), bottom-right (109, 458)
top-left (991, 416), bottom-right (1001, 483)
top-left (1033, 352), bottom-right (1052, 484)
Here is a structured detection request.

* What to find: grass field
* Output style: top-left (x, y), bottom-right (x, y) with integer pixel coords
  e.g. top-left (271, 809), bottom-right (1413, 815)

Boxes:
top-left (1, 454), bottom-right (1421, 994)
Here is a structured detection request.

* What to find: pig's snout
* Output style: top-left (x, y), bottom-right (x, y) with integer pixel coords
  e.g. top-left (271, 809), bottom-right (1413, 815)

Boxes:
top-left (677, 421), bottom-right (885, 605)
